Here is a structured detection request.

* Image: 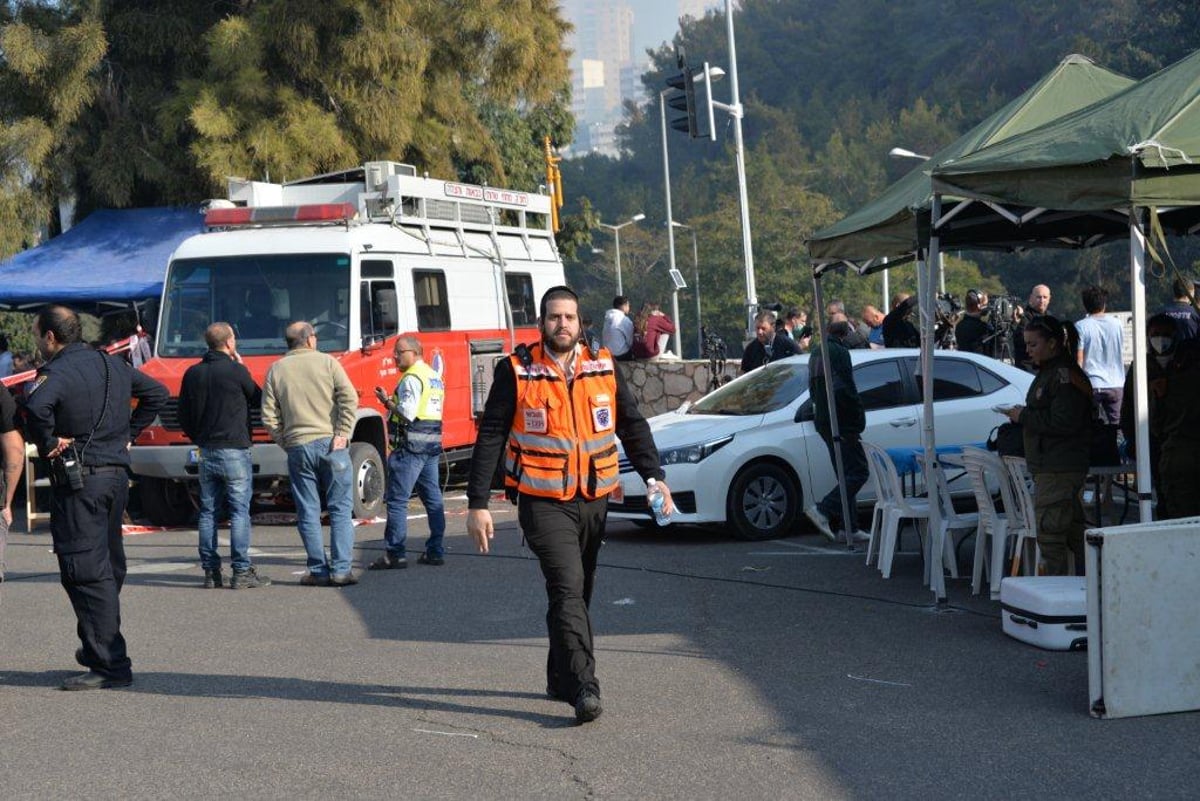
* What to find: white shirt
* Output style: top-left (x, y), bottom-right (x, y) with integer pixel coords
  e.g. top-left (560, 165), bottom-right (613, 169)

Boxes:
top-left (601, 309), bottom-right (634, 356)
top-left (1076, 314), bottom-right (1125, 390)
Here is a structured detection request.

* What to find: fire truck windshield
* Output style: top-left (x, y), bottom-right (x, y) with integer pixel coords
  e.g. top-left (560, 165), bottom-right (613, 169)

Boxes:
top-left (158, 253), bottom-right (351, 356)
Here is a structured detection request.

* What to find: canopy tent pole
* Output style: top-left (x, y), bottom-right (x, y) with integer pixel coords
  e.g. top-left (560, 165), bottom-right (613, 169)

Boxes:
top-left (1129, 210), bottom-right (1154, 523)
top-left (811, 273), bottom-right (856, 548)
top-left (924, 195), bottom-right (947, 602)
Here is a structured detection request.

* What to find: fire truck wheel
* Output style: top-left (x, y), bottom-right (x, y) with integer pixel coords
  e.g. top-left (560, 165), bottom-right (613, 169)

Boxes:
top-left (350, 442), bottom-right (385, 519)
top-left (138, 477), bottom-right (194, 527)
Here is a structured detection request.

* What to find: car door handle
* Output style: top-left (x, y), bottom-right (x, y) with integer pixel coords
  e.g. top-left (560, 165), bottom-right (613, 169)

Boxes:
top-left (889, 417), bottom-right (918, 427)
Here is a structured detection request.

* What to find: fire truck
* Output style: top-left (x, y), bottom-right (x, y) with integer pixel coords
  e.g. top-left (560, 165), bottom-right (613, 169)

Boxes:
top-left (130, 161), bottom-right (565, 524)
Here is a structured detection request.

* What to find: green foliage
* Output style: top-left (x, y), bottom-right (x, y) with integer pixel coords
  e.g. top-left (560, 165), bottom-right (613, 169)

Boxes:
top-left (0, 0), bottom-right (574, 251)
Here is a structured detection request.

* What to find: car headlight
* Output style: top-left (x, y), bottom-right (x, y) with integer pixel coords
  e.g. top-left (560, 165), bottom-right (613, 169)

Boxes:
top-left (659, 435), bottom-right (733, 466)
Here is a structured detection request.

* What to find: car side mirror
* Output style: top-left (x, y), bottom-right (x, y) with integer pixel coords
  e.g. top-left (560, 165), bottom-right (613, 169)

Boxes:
top-left (794, 401), bottom-right (814, 423)
top-left (677, 400), bottom-right (691, 414)
top-left (362, 334), bottom-right (384, 355)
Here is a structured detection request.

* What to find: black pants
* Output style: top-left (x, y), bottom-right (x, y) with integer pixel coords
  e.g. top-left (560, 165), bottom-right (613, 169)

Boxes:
top-left (50, 468), bottom-right (132, 680)
top-left (817, 431), bottom-right (870, 524)
top-left (518, 493), bottom-right (608, 701)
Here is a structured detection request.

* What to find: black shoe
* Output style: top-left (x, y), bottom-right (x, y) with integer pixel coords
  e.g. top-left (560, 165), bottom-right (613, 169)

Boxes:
top-left (299, 573), bottom-right (330, 587)
top-left (203, 568), bottom-right (224, 589)
top-left (417, 553), bottom-right (445, 566)
top-left (368, 553), bottom-right (407, 570)
top-left (574, 690), bottom-right (603, 724)
top-left (61, 670), bottom-right (132, 691)
top-left (230, 567), bottom-right (272, 589)
top-left (329, 572), bottom-right (359, 587)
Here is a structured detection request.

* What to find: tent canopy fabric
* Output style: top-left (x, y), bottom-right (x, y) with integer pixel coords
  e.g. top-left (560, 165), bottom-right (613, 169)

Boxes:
top-left (0, 206), bottom-right (201, 309)
top-left (933, 48), bottom-right (1200, 210)
top-left (807, 54), bottom-right (1135, 269)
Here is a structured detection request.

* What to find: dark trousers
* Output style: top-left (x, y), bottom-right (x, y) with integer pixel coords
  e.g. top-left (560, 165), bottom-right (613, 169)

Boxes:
top-left (817, 431), bottom-right (870, 525)
top-left (518, 493), bottom-right (608, 702)
top-left (50, 469), bottom-right (132, 680)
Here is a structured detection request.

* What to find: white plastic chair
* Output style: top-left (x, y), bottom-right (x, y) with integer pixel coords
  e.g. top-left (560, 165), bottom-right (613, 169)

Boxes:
top-left (862, 441), bottom-right (932, 579)
top-left (1003, 456), bottom-right (1040, 576)
top-left (961, 446), bottom-right (1011, 598)
top-left (915, 451), bottom-right (981, 583)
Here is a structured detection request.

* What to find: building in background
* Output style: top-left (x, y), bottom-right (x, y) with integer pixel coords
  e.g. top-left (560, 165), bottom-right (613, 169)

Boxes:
top-left (562, 0), bottom-right (724, 158)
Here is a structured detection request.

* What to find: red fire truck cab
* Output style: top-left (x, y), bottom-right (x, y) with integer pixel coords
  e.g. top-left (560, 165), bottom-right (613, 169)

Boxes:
top-left (131, 161), bottom-right (565, 524)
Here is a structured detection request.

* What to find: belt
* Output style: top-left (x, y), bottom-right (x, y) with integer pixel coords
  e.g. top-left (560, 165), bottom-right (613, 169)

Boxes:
top-left (84, 465), bottom-right (126, 474)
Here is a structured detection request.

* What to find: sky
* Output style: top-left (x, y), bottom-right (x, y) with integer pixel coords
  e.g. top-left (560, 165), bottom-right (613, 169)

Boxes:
top-left (627, 1), bottom-right (723, 63)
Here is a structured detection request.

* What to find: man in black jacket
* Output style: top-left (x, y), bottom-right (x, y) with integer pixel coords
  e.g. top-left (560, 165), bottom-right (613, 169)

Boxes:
top-left (806, 319), bottom-right (868, 541)
top-left (178, 322), bottom-right (269, 590)
top-left (24, 305), bottom-right (168, 690)
top-left (742, 310), bottom-right (801, 373)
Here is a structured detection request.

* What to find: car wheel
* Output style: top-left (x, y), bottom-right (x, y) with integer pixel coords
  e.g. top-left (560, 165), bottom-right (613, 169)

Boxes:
top-left (350, 442), bottom-right (385, 519)
top-left (727, 461), bottom-right (800, 541)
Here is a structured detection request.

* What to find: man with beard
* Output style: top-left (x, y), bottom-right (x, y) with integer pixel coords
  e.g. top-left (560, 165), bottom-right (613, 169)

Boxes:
top-left (466, 286), bottom-right (671, 724)
top-left (741, 310), bottom-right (801, 373)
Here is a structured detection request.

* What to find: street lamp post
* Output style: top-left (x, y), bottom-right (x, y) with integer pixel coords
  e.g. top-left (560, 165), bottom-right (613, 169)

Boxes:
top-left (598, 213), bottom-right (645, 296)
top-left (888, 146), bottom-right (945, 294)
top-left (673, 222), bottom-right (700, 357)
top-left (660, 88), bottom-right (683, 358)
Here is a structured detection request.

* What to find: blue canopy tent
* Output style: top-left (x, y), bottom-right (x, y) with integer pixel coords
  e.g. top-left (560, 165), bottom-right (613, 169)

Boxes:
top-left (0, 206), bottom-right (202, 311)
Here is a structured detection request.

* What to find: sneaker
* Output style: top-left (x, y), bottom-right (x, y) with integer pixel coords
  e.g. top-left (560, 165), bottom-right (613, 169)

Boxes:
top-left (329, 572), bottom-right (359, 587)
top-left (368, 553), bottom-right (407, 570)
top-left (417, 553), bottom-right (445, 566)
top-left (804, 506), bottom-right (837, 541)
top-left (203, 569), bottom-right (224, 589)
top-left (299, 573), bottom-right (330, 587)
top-left (574, 690), bottom-right (603, 724)
top-left (230, 567), bottom-right (272, 589)
top-left (850, 529), bottom-right (872, 544)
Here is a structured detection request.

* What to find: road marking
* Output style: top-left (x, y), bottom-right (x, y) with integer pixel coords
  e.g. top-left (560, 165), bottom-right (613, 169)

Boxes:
top-left (846, 674), bottom-right (912, 687)
top-left (413, 728), bottom-right (479, 739)
top-left (126, 562), bottom-right (196, 575)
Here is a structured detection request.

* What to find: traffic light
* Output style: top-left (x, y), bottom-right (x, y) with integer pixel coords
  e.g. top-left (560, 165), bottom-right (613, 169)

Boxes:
top-left (665, 48), bottom-right (699, 139)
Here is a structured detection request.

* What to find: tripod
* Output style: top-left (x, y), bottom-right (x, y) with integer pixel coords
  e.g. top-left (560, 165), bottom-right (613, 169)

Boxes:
top-left (983, 327), bottom-right (1014, 364)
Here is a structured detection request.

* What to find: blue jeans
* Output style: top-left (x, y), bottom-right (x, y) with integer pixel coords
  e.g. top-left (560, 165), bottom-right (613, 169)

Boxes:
top-left (383, 449), bottom-right (446, 558)
top-left (287, 438), bottom-right (355, 577)
top-left (198, 448), bottom-right (254, 572)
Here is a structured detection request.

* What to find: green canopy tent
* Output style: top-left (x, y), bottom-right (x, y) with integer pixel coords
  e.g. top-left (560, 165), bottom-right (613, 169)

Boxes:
top-left (808, 54), bottom-right (1136, 271)
top-left (930, 46), bottom-right (1200, 528)
top-left (803, 55), bottom-right (1134, 598)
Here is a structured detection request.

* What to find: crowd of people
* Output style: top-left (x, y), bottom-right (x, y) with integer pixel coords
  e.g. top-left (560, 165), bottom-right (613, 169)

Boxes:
top-left (600, 295), bottom-right (678, 360)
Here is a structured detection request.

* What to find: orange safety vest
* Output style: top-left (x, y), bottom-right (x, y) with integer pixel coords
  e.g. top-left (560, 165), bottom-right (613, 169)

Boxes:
top-left (504, 342), bottom-right (620, 501)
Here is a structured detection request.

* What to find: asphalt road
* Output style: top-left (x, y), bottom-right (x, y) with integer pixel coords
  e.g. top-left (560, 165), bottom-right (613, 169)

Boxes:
top-left (2, 492), bottom-right (1197, 800)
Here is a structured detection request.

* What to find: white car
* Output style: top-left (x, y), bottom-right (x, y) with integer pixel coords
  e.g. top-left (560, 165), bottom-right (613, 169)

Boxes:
top-left (610, 349), bottom-right (1033, 540)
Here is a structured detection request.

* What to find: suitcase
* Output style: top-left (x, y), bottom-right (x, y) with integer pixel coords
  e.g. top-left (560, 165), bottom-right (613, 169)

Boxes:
top-left (1000, 576), bottom-right (1088, 651)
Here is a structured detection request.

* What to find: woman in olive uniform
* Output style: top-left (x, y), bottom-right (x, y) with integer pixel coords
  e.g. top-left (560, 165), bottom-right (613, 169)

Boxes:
top-left (1005, 316), bottom-right (1093, 575)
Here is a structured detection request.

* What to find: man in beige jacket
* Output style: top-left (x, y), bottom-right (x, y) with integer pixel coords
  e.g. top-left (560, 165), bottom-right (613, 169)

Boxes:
top-left (262, 321), bottom-right (359, 586)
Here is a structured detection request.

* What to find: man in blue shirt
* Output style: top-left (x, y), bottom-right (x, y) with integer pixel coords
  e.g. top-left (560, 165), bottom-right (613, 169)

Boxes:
top-left (1075, 285), bottom-right (1125, 425)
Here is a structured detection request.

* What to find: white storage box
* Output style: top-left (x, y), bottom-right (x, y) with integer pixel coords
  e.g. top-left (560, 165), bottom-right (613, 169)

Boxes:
top-left (1000, 576), bottom-right (1088, 651)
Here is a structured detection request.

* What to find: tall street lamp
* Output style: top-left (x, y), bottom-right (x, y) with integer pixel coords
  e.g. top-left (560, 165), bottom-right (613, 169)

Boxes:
top-left (673, 221), bottom-right (701, 358)
top-left (888, 145), bottom-right (944, 294)
top-left (598, 214), bottom-right (644, 296)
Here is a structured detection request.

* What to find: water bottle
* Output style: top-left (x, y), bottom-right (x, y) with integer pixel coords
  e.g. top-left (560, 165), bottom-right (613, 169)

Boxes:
top-left (647, 479), bottom-right (670, 526)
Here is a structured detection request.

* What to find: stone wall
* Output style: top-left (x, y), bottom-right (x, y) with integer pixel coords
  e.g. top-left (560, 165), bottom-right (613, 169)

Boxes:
top-left (617, 359), bottom-right (740, 418)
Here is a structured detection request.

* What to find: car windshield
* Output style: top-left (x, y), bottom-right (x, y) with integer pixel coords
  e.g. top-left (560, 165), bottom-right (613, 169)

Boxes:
top-left (158, 253), bottom-right (351, 357)
top-left (689, 361), bottom-right (810, 415)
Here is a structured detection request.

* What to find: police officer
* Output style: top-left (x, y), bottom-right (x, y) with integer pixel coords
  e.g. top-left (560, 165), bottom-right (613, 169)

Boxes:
top-left (23, 305), bottom-right (168, 690)
top-left (466, 286), bottom-right (671, 725)
top-left (1005, 315), bottom-right (1092, 575)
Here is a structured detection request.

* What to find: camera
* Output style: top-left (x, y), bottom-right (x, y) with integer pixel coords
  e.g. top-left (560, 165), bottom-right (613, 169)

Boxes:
top-left (53, 444), bottom-right (85, 491)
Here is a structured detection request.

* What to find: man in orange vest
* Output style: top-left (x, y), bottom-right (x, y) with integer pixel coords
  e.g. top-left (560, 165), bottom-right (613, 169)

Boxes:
top-left (467, 285), bottom-right (672, 724)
